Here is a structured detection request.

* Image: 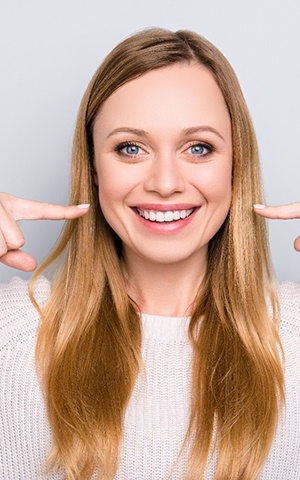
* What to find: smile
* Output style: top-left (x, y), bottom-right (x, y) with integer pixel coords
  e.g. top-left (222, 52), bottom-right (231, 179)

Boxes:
top-left (136, 208), bottom-right (195, 223)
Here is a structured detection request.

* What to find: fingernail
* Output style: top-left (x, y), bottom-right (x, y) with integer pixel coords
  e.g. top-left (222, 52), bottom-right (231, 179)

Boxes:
top-left (76, 204), bottom-right (90, 209)
top-left (253, 204), bottom-right (266, 209)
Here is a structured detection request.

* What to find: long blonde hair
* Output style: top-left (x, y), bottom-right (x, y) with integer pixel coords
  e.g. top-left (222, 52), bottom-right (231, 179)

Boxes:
top-left (31, 28), bottom-right (284, 479)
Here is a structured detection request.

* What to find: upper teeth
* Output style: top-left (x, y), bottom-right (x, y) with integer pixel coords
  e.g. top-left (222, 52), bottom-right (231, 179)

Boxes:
top-left (137, 208), bottom-right (194, 222)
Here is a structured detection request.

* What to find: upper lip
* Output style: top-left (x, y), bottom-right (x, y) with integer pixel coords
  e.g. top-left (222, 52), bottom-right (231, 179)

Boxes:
top-left (133, 203), bottom-right (200, 212)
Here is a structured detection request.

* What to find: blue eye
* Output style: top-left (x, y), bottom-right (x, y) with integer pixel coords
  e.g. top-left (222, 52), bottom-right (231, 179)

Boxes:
top-left (124, 144), bottom-right (140, 155)
top-left (116, 142), bottom-right (142, 156)
top-left (189, 144), bottom-right (211, 155)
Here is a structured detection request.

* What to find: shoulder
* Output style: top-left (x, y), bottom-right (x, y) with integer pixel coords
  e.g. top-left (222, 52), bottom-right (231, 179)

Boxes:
top-left (0, 277), bottom-right (54, 479)
top-left (0, 275), bottom-right (51, 306)
top-left (0, 276), bottom-right (51, 358)
top-left (277, 281), bottom-right (300, 337)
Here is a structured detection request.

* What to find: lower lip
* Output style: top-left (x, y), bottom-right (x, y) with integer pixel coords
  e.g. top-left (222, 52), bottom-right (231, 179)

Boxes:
top-left (132, 208), bottom-right (199, 233)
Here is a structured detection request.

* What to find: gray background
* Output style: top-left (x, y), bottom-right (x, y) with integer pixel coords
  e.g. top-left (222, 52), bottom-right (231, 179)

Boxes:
top-left (1, 0), bottom-right (299, 283)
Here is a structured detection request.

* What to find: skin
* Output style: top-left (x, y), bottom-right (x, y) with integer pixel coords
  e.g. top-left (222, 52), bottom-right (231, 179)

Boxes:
top-left (0, 65), bottom-right (299, 308)
top-left (253, 203), bottom-right (300, 251)
top-left (92, 64), bottom-right (233, 315)
top-left (0, 193), bottom-right (89, 271)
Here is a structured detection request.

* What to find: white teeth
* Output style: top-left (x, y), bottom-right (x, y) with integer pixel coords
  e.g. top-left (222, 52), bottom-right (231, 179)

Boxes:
top-left (180, 210), bottom-right (186, 219)
top-left (137, 208), bottom-right (194, 222)
top-left (164, 211), bottom-right (174, 222)
top-left (156, 212), bottom-right (164, 222)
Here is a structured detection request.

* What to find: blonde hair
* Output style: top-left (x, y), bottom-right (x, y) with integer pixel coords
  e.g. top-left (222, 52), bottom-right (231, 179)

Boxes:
top-left (31, 28), bottom-right (284, 479)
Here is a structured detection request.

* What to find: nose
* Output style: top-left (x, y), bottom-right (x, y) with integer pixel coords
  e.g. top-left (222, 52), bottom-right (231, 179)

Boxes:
top-left (144, 153), bottom-right (185, 197)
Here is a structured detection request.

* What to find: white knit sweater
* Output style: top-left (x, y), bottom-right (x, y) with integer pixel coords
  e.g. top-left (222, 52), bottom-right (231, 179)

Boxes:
top-left (1, 277), bottom-right (300, 479)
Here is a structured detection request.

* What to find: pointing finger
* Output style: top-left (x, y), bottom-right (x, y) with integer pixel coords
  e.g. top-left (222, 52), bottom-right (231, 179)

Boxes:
top-left (253, 202), bottom-right (300, 220)
top-left (15, 202), bottom-right (90, 221)
top-left (0, 193), bottom-right (90, 222)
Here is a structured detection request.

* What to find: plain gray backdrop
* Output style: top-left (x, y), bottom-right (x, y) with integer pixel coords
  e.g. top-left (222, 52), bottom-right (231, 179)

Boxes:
top-left (1, 0), bottom-right (299, 283)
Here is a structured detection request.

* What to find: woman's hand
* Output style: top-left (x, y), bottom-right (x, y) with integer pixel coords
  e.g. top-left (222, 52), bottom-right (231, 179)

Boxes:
top-left (0, 193), bottom-right (90, 271)
top-left (254, 201), bottom-right (300, 251)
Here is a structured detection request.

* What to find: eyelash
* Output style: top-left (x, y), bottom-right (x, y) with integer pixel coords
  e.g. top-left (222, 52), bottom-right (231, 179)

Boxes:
top-left (187, 142), bottom-right (215, 156)
top-left (115, 141), bottom-right (143, 157)
top-left (114, 141), bottom-right (215, 158)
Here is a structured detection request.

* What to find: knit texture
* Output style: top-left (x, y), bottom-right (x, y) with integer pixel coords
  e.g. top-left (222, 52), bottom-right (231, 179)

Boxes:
top-left (1, 277), bottom-right (300, 479)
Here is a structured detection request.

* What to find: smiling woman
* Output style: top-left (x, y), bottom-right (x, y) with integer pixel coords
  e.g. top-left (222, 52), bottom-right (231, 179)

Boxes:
top-left (0, 28), bottom-right (300, 480)
top-left (92, 64), bottom-right (232, 287)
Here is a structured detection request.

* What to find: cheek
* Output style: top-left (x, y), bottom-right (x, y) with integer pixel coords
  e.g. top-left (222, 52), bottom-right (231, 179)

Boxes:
top-left (97, 181), bottom-right (123, 237)
top-left (215, 171), bottom-right (232, 204)
top-left (95, 163), bottom-right (137, 230)
top-left (95, 159), bottom-right (143, 205)
top-left (196, 162), bottom-right (232, 206)
top-left (199, 164), bottom-right (232, 241)
top-left (96, 163), bottom-right (126, 204)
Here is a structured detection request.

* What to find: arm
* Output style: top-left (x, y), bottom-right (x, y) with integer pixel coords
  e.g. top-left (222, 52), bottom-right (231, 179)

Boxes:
top-left (0, 193), bottom-right (90, 271)
top-left (254, 202), bottom-right (300, 251)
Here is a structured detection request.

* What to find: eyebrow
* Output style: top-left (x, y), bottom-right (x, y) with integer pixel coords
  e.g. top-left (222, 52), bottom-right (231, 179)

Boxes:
top-left (106, 127), bottom-right (148, 139)
top-left (182, 126), bottom-right (225, 141)
top-left (106, 125), bottom-right (225, 141)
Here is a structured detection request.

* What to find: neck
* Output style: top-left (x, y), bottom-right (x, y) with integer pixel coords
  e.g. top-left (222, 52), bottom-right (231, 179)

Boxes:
top-left (121, 252), bottom-right (206, 317)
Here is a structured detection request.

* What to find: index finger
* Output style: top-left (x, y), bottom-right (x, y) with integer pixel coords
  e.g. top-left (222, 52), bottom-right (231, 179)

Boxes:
top-left (253, 202), bottom-right (300, 220)
top-left (1, 197), bottom-right (90, 222)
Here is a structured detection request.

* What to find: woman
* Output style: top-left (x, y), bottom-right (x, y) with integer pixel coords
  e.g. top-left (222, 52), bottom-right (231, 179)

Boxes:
top-left (1, 28), bottom-right (300, 479)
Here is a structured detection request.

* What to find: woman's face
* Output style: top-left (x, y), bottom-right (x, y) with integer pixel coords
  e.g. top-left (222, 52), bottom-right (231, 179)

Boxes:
top-left (93, 63), bottom-right (232, 268)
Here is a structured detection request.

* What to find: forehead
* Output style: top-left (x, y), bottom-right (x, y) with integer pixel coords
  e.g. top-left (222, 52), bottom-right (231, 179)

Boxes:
top-left (94, 63), bottom-right (231, 138)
